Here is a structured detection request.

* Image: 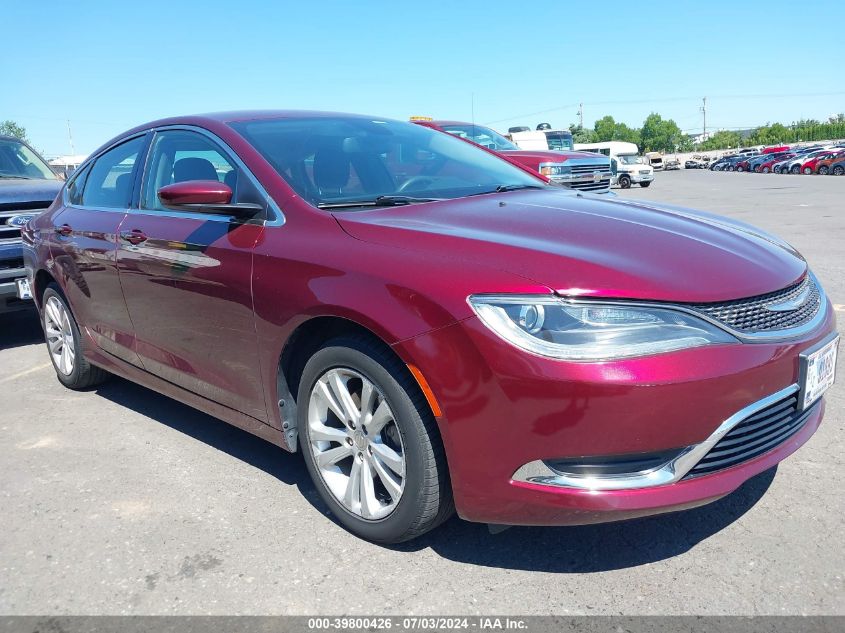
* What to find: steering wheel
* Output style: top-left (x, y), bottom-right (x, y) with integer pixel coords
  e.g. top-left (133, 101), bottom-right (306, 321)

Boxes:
top-left (397, 175), bottom-right (435, 192)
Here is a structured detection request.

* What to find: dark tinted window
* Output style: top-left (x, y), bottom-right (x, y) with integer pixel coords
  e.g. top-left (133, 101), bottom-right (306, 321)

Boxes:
top-left (82, 136), bottom-right (145, 208)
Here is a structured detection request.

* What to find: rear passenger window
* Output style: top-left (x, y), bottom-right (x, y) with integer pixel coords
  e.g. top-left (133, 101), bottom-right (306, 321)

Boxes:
top-left (82, 136), bottom-right (145, 209)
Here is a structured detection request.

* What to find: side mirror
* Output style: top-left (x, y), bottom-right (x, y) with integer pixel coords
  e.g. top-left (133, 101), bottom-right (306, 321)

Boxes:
top-left (157, 180), bottom-right (262, 218)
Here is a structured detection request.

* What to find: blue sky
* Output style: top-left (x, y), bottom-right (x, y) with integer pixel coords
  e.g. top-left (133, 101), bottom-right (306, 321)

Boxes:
top-left (5, 0), bottom-right (843, 157)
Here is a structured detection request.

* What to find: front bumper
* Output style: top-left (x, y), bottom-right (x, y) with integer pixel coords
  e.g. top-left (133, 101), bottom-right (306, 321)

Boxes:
top-left (393, 301), bottom-right (836, 526)
top-left (0, 251), bottom-right (31, 314)
top-left (629, 171), bottom-right (655, 183)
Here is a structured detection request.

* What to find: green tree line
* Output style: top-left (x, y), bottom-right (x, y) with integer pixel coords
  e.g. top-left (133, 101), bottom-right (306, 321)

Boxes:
top-left (570, 113), bottom-right (845, 153)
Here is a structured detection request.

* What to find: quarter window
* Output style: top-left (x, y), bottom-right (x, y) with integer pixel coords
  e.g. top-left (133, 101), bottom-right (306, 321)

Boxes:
top-left (82, 136), bottom-right (145, 209)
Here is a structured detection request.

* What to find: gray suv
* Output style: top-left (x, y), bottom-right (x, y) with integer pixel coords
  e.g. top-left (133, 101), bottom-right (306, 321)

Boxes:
top-left (0, 135), bottom-right (63, 314)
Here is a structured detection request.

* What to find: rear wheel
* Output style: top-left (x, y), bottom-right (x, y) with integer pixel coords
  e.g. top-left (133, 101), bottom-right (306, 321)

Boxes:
top-left (736, 165), bottom-right (744, 172)
top-left (41, 284), bottom-right (110, 389)
top-left (298, 336), bottom-right (453, 543)
top-left (618, 174), bottom-right (632, 189)
top-left (790, 165), bottom-right (801, 174)
top-left (762, 166), bottom-right (770, 173)
top-left (818, 166), bottom-right (829, 175)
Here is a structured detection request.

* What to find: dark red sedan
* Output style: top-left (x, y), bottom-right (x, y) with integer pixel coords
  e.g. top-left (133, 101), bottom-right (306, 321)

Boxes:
top-left (23, 111), bottom-right (839, 543)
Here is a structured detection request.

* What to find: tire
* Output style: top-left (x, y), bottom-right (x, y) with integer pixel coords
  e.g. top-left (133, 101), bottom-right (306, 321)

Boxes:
top-left (818, 166), bottom-right (829, 175)
top-left (639, 181), bottom-right (651, 187)
top-left (790, 165), bottom-right (800, 174)
top-left (41, 284), bottom-right (110, 389)
top-left (298, 335), bottom-right (453, 543)
top-left (762, 166), bottom-right (770, 173)
top-left (736, 165), bottom-right (744, 172)
top-left (803, 167), bottom-right (813, 175)
top-left (773, 166), bottom-right (781, 173)
top-left (727, 166), bottom-right (735, 172)
top-left (833, 165), bottom-right (845, 176)
top-left (618, 174), bottom-right (632, 189)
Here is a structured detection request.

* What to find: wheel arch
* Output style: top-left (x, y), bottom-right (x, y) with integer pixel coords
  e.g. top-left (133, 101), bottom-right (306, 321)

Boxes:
top-left (274, 314), bottom-right (443, 453)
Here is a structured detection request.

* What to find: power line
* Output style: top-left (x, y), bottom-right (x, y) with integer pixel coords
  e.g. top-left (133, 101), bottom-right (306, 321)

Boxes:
top-left (483, 91), bottom-right (845, 126)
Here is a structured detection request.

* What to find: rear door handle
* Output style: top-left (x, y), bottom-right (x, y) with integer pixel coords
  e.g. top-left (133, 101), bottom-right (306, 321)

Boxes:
top-left (120, 229), bottom-right (148, 246)
top-left (55, 224), bottom-right (73, 237)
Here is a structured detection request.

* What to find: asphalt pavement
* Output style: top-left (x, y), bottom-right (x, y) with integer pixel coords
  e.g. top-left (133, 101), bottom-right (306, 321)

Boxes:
top-left (0, 169), bottom-right (842, 615)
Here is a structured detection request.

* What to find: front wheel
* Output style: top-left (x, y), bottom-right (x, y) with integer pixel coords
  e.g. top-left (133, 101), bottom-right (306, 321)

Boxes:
top-left (736, 165), bottom-right (744, 172)
top-left (618, 175), bottom-right (632, 189)
top-left (790, 165), bottom-right (801, 174)
top-left (298, 336), bottom-right (453, 543)
top-left (762, 166), bottom-right (770, 173)
top-left (41, 284), bottom-right (110, 389)
top-left (818, 166), bottom-right (829, 175)
top-left (773, 166), bottom-right (781, 173)
top-left (639, 181), bottom-right (652, 187)
top-left (803, 167), bottom-right (813, 175)
top-left (833, 165), bottom-right (845, 176)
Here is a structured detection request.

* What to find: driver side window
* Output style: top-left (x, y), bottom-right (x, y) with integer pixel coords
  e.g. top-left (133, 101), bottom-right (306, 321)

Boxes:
top-left (142, 130), bottom-right (238, 211)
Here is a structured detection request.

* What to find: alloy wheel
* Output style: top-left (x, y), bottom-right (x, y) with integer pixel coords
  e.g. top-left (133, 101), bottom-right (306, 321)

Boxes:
top-left (44, 296), bottom-right (75, 375)
top-left (307, 368), bottom-right (406, 520)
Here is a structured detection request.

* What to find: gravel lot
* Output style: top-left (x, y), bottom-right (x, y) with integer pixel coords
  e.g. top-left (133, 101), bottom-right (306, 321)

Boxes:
top-left (0, 170), bottom-right (842, 616)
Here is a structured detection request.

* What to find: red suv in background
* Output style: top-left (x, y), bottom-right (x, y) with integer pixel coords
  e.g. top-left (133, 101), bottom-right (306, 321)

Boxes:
top-left (24, 111), bottom-right (838, 543)
top-left (413, 119), bottom-right (612, 194)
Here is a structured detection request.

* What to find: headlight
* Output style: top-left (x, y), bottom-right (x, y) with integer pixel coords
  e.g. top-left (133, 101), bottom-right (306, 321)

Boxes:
top-left (468, 295), bottom-right (737, 361)
top-left (539, 163), bottom-right (572, 177)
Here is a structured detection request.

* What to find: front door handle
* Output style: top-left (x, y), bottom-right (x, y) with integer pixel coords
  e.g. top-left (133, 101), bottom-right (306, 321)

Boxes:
top-left (120, 229), bottom-right (148, 246)
top-left (55, 224), bottom-right (73, 237)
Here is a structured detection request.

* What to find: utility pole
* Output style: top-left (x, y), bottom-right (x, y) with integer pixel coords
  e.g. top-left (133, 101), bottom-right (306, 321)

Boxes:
top-left (701, 97), bottom-right (707, 141)
top-left (66, 119), bottom-right (75, 155)
top-left (578, 102), bottom-right (583, 129)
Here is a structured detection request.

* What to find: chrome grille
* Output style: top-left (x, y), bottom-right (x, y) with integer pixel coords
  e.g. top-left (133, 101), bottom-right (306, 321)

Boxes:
top-left (689, 275), bottom-right (821, 333)
top-left (571, 163), bottom-right (610, 176)
top-left (684, 392), bottom-right (812, 478)
top-left (0, 209), bottom-right (45, 244)
top-left (570, 178), bottom-right (612, 192)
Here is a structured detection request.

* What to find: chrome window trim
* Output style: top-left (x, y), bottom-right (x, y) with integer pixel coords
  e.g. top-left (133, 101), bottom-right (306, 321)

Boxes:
top-left (136, 124), bottom-right (285, 227)
top-left (511, 383), bottom-right (802, 491)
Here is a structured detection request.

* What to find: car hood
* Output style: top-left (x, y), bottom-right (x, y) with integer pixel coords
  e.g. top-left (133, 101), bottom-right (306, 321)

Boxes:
top-left (0, 178), bottom-right (63, 206)
top-left (334, 190), bottom-right (806, 303)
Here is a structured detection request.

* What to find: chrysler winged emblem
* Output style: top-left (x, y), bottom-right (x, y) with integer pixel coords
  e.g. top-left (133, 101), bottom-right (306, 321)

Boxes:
top-left (765, 286), bottom-right (810, 312)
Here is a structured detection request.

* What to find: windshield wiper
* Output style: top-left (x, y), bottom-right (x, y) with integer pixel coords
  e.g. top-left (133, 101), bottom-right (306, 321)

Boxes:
top-left (494, 184), bottom-right (545, 193)
top-left (317, 195), bottom-right (440, 209)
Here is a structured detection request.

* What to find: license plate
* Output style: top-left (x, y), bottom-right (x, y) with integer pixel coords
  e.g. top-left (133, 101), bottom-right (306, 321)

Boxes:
top-left (800, 336), bottom-right (839, 409)
top-left (15, 278), bottom-right (32, 300)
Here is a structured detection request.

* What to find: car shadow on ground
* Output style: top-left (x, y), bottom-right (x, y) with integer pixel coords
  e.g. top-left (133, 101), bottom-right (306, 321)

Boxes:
top-left (0, 309), bottom-right (43, 351)
top-left (94, 375), bottom-right (776, 573)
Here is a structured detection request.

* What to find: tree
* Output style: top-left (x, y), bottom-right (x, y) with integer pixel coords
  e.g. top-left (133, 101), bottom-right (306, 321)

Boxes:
top-left (593, 115), bottom-right (617, 142)
top-left (0, 120), bottom-right (29, 143)
top-left (639, 113), bottom-right (685, 153)
top-left (698, 130), bottom-right (742, 151)
top-left (569, 122), bottom-right (596, 144)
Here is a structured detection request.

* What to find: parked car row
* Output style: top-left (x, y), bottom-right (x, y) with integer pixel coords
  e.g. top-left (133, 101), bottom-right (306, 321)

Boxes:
top-left (709, 145), bottom-right (845, 174)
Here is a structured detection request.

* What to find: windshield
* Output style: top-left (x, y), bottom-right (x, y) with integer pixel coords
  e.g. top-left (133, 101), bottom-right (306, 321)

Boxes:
top-left (231, 117), bottom-right (546, 208)
top-left (544, 132), bottom-right (574, 151)
top-left (440, 125), bottom-right (518, 151)
top-left (617, 154), bottom-right (642, 165)
top-left (0, 138), bottom-right (58, 180)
